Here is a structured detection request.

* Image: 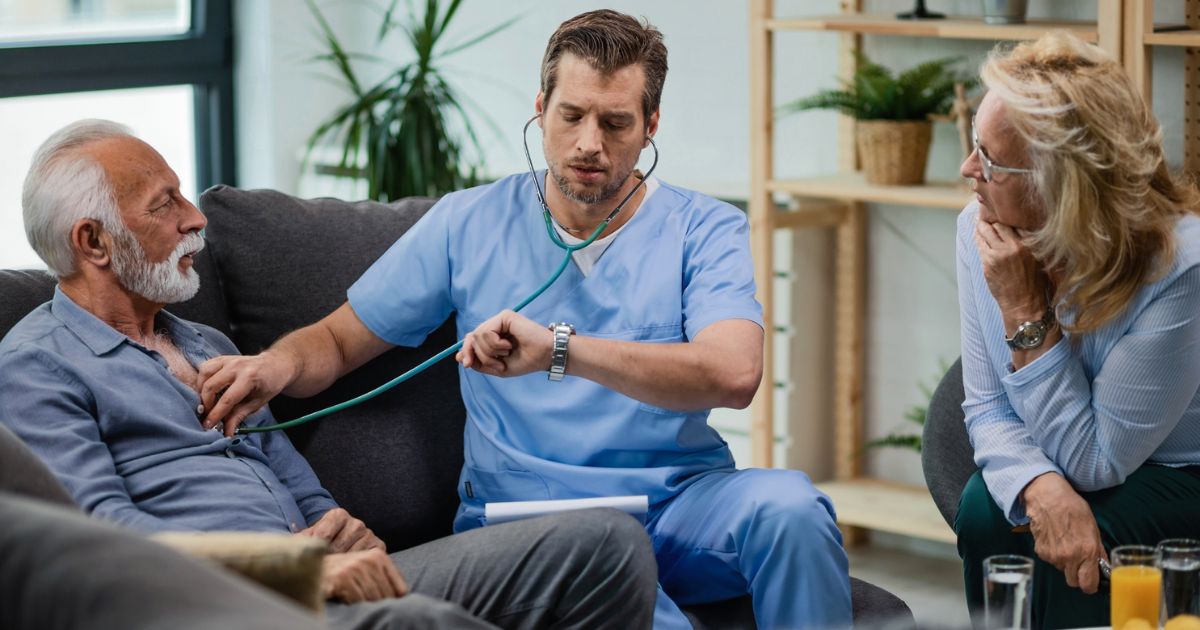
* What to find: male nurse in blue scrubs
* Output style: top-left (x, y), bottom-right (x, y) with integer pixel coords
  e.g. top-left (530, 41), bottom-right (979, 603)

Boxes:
top-left (199, 9), bottom-right (851, 629)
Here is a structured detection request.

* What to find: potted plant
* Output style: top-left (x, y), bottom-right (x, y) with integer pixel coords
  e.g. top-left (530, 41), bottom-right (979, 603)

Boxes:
top-left (780, 53), bottom-right (975, 186)
top-left (305, 0), bottom-right (517, 201)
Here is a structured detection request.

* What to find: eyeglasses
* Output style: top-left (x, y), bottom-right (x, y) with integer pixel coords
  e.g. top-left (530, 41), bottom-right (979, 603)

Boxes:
top-left (972, 120), bottom-right (1034, 183)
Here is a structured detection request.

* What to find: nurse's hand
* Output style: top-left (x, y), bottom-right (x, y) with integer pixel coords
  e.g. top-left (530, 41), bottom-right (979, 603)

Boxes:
top-left (457, 310), bottom-right (552, 377)
top-left (197, 350), bottom-right (296, 435)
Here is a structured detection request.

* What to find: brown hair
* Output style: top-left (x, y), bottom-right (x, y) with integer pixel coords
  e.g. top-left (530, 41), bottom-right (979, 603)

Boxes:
top-left (982, 31), bottom-right (1200, 334)
top-left (540, 9), bottom-right (668, 124)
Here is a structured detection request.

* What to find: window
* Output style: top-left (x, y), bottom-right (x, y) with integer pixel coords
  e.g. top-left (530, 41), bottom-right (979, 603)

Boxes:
top-left (0, 0), bottom-right (191, 43)
top-left (0, 0), bottom-right (232, 271)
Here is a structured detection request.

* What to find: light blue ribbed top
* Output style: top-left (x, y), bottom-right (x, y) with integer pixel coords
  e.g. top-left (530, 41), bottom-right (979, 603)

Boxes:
top-left (957, 203), bottom-right (1200, 523)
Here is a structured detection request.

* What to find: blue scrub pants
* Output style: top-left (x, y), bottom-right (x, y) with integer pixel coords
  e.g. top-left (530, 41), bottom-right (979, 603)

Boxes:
top-left (646, 468), bottom-right (852, 629)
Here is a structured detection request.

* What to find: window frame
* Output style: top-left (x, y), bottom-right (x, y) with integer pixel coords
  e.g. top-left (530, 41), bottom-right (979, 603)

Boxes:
top-left (0, 0), bottom-right (235, 189)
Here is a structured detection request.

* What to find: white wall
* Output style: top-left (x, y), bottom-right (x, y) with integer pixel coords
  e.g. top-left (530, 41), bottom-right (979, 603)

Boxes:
top-left (234, 0), bottom-right (1191, 485)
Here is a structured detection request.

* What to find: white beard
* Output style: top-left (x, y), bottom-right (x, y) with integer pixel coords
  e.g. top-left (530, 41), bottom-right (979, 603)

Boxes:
top-left (109, 227), bottom-right (204, 304)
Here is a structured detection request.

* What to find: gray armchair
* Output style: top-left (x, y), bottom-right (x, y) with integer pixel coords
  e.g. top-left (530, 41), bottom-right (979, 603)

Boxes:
top-left (921, 358), bottom-right (978, 529)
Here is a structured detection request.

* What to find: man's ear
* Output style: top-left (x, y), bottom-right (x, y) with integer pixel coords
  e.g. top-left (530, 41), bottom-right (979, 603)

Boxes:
top-left (535, 92), bottom-right (545, 128)
top-left (70, 219), bottom-right (111, 270)
top-left (644, 109), bottom-right (661, 147)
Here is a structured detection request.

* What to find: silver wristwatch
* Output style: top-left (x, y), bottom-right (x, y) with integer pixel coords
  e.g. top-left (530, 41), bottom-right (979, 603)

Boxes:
top-left (547, 322), bottom-right (575, 381)
top-left (1005, 308), bottom-right (1055, 351)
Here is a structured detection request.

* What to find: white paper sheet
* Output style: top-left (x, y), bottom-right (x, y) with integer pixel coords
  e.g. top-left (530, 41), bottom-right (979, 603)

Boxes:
top-left (484, 495), bottom-right (649, 525)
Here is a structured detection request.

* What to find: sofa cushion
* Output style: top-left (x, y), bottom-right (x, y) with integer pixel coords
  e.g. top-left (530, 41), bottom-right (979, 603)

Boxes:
top-left (198, 186), bottom-right (464, 551)
top-left (0, 270), bottom-right (55, 341)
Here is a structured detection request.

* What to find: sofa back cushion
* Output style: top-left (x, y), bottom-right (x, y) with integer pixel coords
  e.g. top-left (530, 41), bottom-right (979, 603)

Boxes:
top-left (198, 186), bottom-right (464, 551)
top-left (0, 247), bottom-right (230, 343)
top-left (0, 270), bottom-right (56, 338)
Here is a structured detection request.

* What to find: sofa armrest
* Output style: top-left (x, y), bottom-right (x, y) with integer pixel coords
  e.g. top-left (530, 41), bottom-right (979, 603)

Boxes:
top-left (152, 532), bottom-right (327, 613)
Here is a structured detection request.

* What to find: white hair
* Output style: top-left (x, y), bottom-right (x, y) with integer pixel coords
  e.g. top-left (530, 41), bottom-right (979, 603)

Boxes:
top-left (22, 119), bottom-right (134, 278)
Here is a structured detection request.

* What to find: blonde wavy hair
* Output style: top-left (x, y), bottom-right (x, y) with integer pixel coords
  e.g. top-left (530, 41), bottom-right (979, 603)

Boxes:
top-left (981, 31), bottom-right (1200, 334)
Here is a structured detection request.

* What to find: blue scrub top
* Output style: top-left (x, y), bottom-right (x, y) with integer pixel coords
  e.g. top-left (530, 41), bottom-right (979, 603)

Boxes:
top-left (347, 172), bottom-right (763, 530)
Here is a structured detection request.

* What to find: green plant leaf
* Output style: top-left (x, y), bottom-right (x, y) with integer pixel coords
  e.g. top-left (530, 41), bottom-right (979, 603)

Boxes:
top-left (864, 434), bottom-right (923, 453)
top-left (904, 404), bottom-right (928, 427)
top-left (437, 11), bottom-right (524, 60)
top-left (779, 50), bottom-right (975, 121)
top-left (377, 0), bottom-right (400, 43)
top-left (435, 0), bottom-right (461, 41)
top-left (857, 357), bottom-right (955, 457)
top-left (305, 0), bottom-right (364, 98)
top-left (777, 90), bottom-right (864, 118)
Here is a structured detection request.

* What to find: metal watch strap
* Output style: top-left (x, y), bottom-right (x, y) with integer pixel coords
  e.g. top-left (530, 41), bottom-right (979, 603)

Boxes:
top-left (547, 322), bottom-right (574, 381)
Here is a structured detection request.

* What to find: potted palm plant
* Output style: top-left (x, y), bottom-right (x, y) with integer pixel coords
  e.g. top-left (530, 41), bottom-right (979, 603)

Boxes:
top-left (780, 53), bottom-right (975, 186)
top-left (305, 0), bottom-right (516, 201)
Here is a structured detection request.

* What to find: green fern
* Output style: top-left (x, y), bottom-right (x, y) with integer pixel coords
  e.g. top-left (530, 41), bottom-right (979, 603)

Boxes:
top-left (864, 434), bottom-right (923, 453)
top-left (780, 52), bottom-right (976, 122)
top-left (857, 358), bottom-right (951, 456)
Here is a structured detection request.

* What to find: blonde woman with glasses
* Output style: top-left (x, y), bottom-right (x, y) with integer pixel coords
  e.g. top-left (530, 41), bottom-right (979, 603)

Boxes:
top-left (955, 31), bottom-right (1200, 628)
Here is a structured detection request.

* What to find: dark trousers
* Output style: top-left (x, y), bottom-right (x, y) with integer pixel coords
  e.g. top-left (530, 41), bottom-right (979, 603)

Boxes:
top-left (326, 508), bottom-right (658, 630)
top-left (955, 466), bottom-right (1200, 629)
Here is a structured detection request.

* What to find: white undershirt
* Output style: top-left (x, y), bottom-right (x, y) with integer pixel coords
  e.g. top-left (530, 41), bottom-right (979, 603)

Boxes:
top-left (552, 177), bottom-right (659, 277)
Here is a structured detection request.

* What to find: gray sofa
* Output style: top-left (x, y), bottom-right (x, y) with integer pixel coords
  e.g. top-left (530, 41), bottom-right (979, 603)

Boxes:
top-left (0, 185), bottom-right (913, 628)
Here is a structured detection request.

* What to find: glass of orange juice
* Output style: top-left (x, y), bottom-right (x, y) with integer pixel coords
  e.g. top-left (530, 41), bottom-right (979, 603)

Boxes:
top-left (1112, 545), bottom-right (1162, 630)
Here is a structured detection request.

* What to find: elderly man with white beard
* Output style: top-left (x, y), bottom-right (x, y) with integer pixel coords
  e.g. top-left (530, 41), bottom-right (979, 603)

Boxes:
top-left (0, 120), bottom-right (659, 630)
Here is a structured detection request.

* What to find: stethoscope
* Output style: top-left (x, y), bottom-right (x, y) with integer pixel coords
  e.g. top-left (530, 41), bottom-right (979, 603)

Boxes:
top-left (237, 114), bottom-right (659, 434)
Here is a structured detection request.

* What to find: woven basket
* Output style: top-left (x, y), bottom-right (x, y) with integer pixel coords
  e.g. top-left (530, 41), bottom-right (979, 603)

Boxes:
top-left (855, 120), bottom-right (933, 185)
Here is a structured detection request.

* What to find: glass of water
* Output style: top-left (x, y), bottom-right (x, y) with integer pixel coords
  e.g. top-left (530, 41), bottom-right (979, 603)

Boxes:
top-left (1159, 539), bottom-right (1200, 620)
top-left (984, 554), bottom-right (1034, 630)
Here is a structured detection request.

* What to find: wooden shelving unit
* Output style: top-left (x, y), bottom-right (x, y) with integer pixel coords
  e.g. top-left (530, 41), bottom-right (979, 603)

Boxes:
top-left (1125, 1), bottom-right (1200, 178)
top-left (770, 174), bottom-right (972, 211)
top-left (1144, 29), bottom-right (1200, 47)
top-left (747, 0), bottom-right (1124, 545)
top-left (816, 479), bottom-right (958, 544)
top-left (767, 14), bottom-right (1103, 42)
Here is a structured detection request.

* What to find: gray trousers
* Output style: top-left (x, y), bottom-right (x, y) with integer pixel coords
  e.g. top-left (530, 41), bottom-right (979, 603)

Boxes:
top-left (325, 508), bottom-right (658, 630)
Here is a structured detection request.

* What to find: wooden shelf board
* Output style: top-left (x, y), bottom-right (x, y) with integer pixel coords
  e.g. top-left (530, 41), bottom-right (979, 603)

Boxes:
top-left (767, 14), bottom-right (1098, 42)
top-left (769, 174), bottom-right (971, 211)
top-left (816, 478), bottom-right (956, 544)
top-left (1145, 30), bottom-right (1200, 47)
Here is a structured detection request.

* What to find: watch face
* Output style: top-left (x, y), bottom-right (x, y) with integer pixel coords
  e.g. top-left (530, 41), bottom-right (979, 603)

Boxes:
top-left (1016, 322), bottom-right (1046, 349)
